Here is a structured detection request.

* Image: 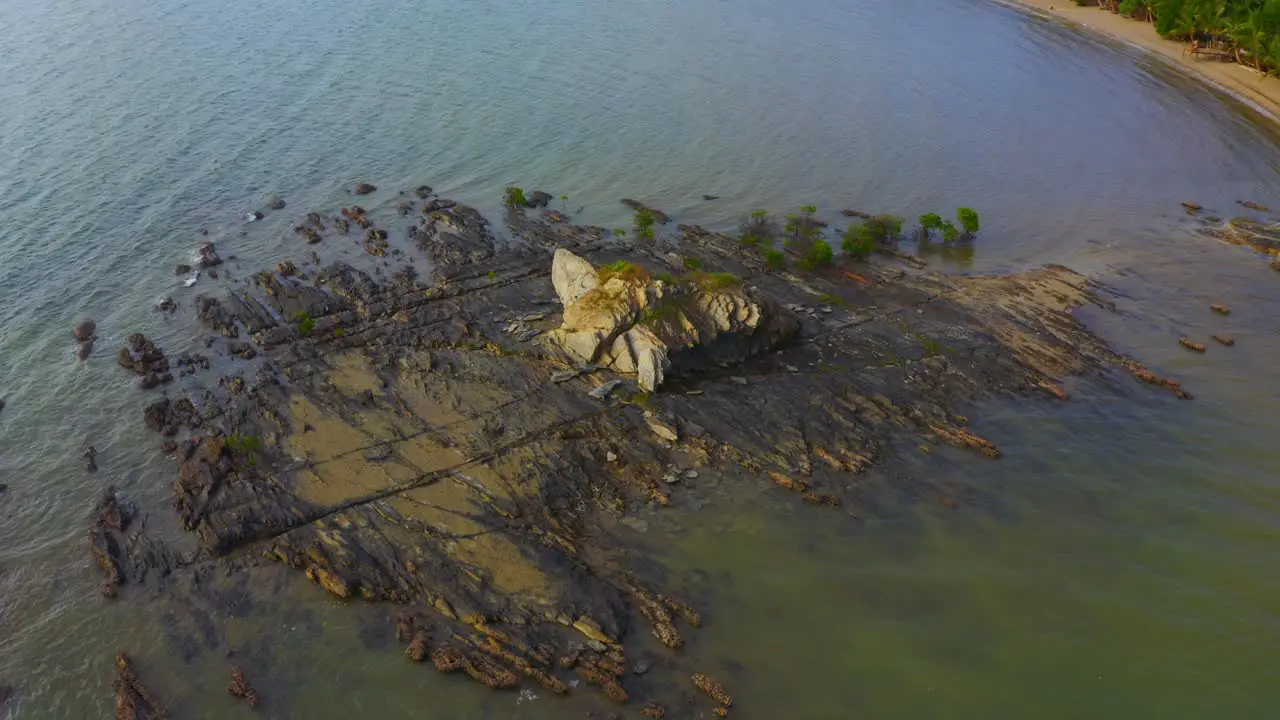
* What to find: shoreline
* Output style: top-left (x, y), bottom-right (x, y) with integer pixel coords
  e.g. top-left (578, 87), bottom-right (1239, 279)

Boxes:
top-left (1002, 0), bottom-right (1280, 125)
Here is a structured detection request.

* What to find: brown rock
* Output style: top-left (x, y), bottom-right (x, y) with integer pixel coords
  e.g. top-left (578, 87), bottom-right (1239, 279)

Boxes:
top-left (1241, 200), bottom-right (1270, 212)
top-left (354, 183), bottom-right (377, 195)
top-left (405, 629), bottom-right (430, 662)
top-left (692, 673), bottom-right (732, 706)
top-left (175, 264), bottom-right (192, 276)
top-left (228, 667), bottom-right (259, 708)
top-left (1210, 303), bottom-right (1230, 315)
top-left (1181, 201), bottom-right (1202, 212)
top-left (305, 566), bottom-right (353, 598)
top-left (112, 652), bottom-right (165, 720)
top-left (1211, 334), bottom-right (1235, 346)
top-left (1178, 337), bottom-right (1206, 353)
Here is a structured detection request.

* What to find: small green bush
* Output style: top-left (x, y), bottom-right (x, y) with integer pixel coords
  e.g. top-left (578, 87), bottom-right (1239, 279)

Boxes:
top-left (599, 260), bottom-right (651, 284)
top-left (842, 224), bottom-right (879, 260)
top-left (957, 207), bottom-right (980, 235)
top-left (683, 256), bottom-right (703, 271)
top-left (785, 205), bottom-right (824, 243)
top-left (797, 240), bottom-right (834, 271)
top-left (225, 433), bottom-right (263, 456)
top-left (763, 249), bottom-right (787, 270)
top-left (634, 209), bottom-right (656, 240)
top-left (293, 311), bottom-right (316, 337)
top-left (689, 271), bottom-right (742, 292)
top-left (503, 186), bottom-right (527, 208)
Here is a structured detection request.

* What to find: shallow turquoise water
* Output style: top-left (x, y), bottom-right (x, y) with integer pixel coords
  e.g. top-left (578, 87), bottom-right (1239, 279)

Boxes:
top-left (2, 0), bottom-right (1280, 717)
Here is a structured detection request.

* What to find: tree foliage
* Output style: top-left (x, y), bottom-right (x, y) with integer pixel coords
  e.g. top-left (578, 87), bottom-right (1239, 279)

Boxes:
top-left (1079, 0), bottom-right (1280, 75)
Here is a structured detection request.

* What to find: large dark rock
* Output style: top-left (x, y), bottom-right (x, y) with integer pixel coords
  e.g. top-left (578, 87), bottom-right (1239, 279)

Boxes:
top-left (270, 197), bottom-right (287, 210)
top-left (116, 334), bottom-right (168, 377)
top-left (527, 191), bottom-right (554, 208)
top-left (197, 242), bottom-right (222, 268)
top-left (354, 183), bottom-right (377, 196)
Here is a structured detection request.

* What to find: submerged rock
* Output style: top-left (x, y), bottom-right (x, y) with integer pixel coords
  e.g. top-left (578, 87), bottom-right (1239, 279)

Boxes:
top-left (228, 667), bottom-right (259, 708)
top-left (112, 652), bottom-right (165, 720)
top-left (73, 319), bottom-right (96, 342)
top-left (354, 183), bottom-right (377, 195)
top-left (527, 190), bottom-right (554, 208)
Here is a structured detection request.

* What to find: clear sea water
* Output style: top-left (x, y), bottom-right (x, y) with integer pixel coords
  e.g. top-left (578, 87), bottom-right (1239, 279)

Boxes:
top-left (1, 0), bottom-right (1279, 717)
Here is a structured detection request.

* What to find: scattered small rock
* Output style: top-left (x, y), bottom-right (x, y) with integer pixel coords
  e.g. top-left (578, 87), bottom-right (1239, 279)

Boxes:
top-left (278, 261), bottom-right (296, 277)
top-left (269, 197), bottom-right (286, 210)
top-left (729, 376), bottom-right (748, 386)
top-left (354, 183), bottom-right (377, 195)
top-left (841, 209), bottom-right (873, 219)
top-left (1240, 200), bottom-right (1270, 212)
top-left (76, 340), bottom-right (94, 361)
top-left (175, 264), bottom-right (192, 276)
top-left (606, 451), bottom-right (618, 462)
top-left (644, 414), bottom-right (679, 443)
top-left (1181, 201), bottom-right (1203, 213)
top-left (1178, 337), bottom-right (1206, 352)
top-left (702, 195), bottom-right (718, 201)
top-left (587, 379), bottom-right (625, 400)
top-left (1211, 334), bottom-right (1235, 346)
top-left (1210, 303), bottom-right (1230, 315)
top-left (156, 297), bottom-right (176, 313)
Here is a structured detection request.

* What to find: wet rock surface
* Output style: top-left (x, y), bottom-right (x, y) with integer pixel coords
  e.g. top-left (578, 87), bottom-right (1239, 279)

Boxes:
top-left (113, 652), bottom-right (166, 719)
top-left (103, 195), bottom-right (1188, 714)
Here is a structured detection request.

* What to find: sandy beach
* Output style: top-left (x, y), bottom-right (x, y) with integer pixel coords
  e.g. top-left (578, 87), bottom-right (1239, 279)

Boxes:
top-left (1007, 0), bottom-right (1280, 123)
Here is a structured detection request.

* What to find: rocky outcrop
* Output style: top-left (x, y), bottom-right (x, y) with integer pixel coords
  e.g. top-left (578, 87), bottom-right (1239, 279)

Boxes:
top-left (197, 242), bottom-right (222, 268)
top-left (544, 250), bottom-right (798, 391)
top-left (119, 194), bottom-right (1189, 714)
top-left (416, 203), bottom-right (495, 274)
top-left (89, 487), bottom-right (132, 596)
top-left (527, 190), bottom-right (554, 208)
top-left (1206, 217), bottom-right (1280, 254)
top-left (117, 334), bottom-right (172, 388)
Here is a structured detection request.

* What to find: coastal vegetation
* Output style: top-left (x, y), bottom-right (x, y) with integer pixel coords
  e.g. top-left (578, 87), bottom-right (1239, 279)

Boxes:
top-left (1073, 0), bottom-right (1280, 74)
top-left (634, 208), bottom-right (656, 240)
top-left (503, 186), bottom-right (528, 209)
